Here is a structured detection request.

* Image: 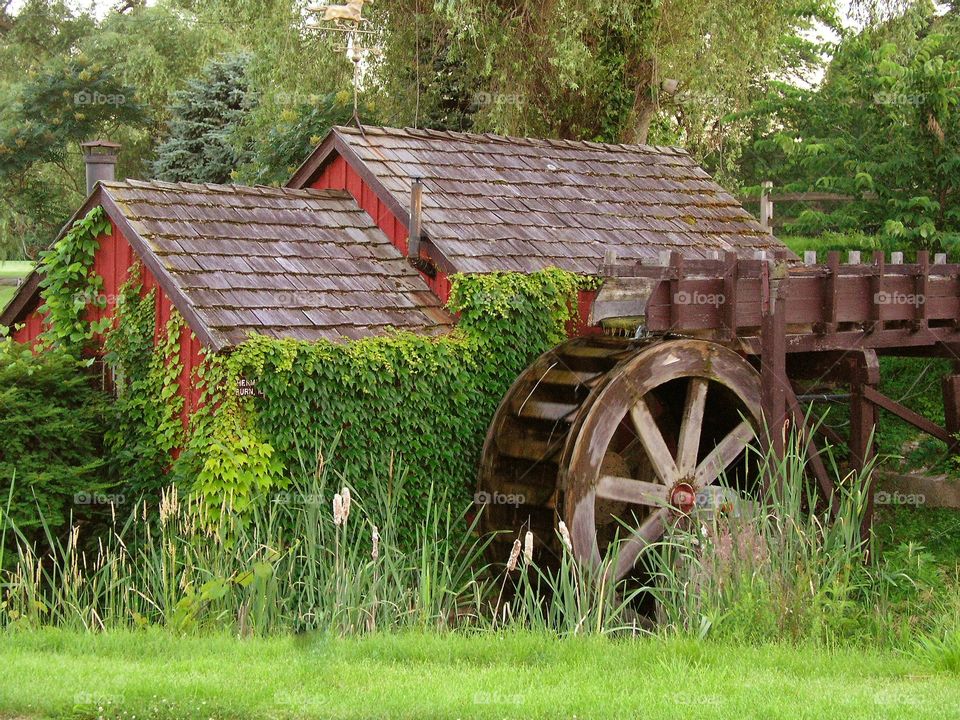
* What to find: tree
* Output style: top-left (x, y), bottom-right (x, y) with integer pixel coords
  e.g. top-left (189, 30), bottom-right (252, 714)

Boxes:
top-left (153, 53), bottom-right (254, 184)
top-left (0, 55), bottom-right (146, 256)
top-left (363, 0), bottom-right (835, 147)
top-left (737, 2), bottom-right (959, 249)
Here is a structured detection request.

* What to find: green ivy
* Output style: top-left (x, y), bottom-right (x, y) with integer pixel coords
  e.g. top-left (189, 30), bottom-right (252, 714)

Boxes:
top-left (178, 269), bottom-right (582, 541)
top-left (103, 268), bottom-right (186, 495)
top-left (37, 206), bottom-right (112, 355)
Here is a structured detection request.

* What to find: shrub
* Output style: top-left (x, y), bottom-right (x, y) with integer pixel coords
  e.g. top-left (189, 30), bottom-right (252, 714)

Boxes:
top-left (0, 340), bottom-right (113, 548)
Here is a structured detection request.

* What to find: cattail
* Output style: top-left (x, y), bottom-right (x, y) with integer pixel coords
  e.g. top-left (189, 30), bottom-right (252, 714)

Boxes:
top-left (506, 539), bottom-right (521, 572)
top-left (159, 485), bottom-right (179, 526)
top-left (371, 525), bottom-right (380, 560)
top-left (341, 487), bottom-right (351, 524)
top-left (315, 447), bottom-right (325, 479)
top-left (333, 493), bottom-right (344, 526)
top-left (523, 531), bottom-right (534, 564)
top-left (558, 521), bottom-right (572, 553)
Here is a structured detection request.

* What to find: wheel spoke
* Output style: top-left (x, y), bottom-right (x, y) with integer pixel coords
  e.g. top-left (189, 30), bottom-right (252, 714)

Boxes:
top-left (612, 507), bottom-right (669, 580)
top-left (597, 475), bottom-right (668, 507)
top-left (629, 398), bottom-right (679, 484)
top-left (694, 419), bottom-right (754, 488)
top-left (676, 378), bottom-right (708, 474)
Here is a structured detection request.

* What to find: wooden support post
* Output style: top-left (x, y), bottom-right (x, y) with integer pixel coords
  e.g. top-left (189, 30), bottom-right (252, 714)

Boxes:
top-left (819, 251), bottom-right (840, 335)
top-left (870, 250), bottom-right (885, 333)
top-left (722, 251), bottom-right (739, 340)
top-left (942, 370), bottom-right (960, 454)
top-left (668, 251), bottom-right (684, 329)
top-left (849, 350), bottom-right (880, 472)
top-left (761, 260), bottom-right (788, 463)
top-left (914, 250), bottom-right (929, 332)
top-left (848, 350), bottom-right (879, 543)
top-left (760, 181), bottom-right (774, 234)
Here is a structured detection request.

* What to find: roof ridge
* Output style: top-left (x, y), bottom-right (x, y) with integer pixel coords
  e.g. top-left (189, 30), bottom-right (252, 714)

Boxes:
top-left (334, 124), bottom-right (689, 154)
top-left (104, 178), bottom-right (355, 200)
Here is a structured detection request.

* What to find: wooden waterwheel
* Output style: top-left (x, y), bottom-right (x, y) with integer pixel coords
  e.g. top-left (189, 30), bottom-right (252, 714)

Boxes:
top-left (478, 337), bottom-right (763, 580)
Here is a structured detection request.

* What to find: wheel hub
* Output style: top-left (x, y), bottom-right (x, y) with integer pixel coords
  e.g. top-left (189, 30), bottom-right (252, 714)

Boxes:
top-left (669, 481), bottom-right (697, 514)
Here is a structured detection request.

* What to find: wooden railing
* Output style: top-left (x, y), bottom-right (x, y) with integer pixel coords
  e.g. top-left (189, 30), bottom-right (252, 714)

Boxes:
top-left (736, 181), bottom-right (876, 232)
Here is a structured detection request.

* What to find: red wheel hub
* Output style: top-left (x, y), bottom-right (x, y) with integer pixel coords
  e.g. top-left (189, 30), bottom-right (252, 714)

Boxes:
top-left (669, 482), bottom-right (697, 514)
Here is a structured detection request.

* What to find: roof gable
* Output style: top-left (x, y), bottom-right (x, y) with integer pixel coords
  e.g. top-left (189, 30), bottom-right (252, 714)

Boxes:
top-left (288, 125), bottom-right (791, 274)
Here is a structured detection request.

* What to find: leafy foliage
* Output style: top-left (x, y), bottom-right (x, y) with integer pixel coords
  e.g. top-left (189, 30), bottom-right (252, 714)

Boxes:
top-left (738, 5), bottom-right (960, 250)
top-left (152, 54), bottom-right (255, 184)
top-left (177, 269), bottom-right (581, 540)
top-left (235, 91), bottom-right (367, 186)
top-left (0, 340), bottom-right (112, 545)
top-left (372, 0), bottom-right (831, 146)
top-left (36, 206), bottom-right (112, 356)
top-left (103, 270), bottom-right (185, 496)
top-left (0, 52), bottom-right (146, 256)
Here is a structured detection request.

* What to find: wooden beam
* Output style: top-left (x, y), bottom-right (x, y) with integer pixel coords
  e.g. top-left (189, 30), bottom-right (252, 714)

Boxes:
top-left (862, 384), bottom-right (951, 444)
top-left (761, 261), bottom-right (788, 459)
top-left (784, 382), bottom-right (837, 515)
top-left (941, 374), bottom-right (960, 453)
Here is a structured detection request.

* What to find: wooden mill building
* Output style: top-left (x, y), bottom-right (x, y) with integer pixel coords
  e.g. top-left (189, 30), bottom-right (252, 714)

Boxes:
top-left (1, 125), bottom-right (788, 418)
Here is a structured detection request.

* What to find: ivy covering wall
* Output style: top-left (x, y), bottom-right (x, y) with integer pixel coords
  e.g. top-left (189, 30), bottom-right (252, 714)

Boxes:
top-left (179, 270), bottom-right (582, 533)
top-left (20, 206), bottom-right (585, 537)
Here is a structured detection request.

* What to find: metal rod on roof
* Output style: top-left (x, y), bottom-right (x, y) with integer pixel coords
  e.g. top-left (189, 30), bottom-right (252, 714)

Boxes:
top-left (408, 177), bottom-right (423, 259)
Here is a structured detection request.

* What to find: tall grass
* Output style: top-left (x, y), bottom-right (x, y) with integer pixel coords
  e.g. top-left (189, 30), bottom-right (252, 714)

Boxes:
top-left (0, 457), bottom-right (492, 635)
top-left (642, 421), bottom-right (960, 647)
top-left (1, 426), bottom-right (957, 649)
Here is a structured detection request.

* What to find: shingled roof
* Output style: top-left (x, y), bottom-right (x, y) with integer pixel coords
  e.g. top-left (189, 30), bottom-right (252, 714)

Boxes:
top-left (289, 125), bottom-right (790, 274)
top-left (2, 181), bottom-right (452, 348)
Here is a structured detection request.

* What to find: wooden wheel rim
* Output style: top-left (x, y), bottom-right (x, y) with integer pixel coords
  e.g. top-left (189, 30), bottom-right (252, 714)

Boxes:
top-left (561, 339), bottom-right (763, 580)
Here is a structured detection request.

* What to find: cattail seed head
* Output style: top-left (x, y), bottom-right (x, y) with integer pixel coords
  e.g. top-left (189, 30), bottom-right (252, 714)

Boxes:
top-left (506, 538), bottom-right (521, 572)
top-left (558, 521), bottom-right (572, 553)
top-left (341, 487), bottom-right (351, 524)
top-left (333, 493), bottom-right (344, 526)
top-left (523, 531), bottom-right (534, 564)
top-left (371, 525), bottom-right (380, 560)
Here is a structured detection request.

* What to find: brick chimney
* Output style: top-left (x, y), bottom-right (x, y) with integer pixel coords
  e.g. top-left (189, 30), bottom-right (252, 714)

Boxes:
top-left (81, 140), bottom-right (121, 194)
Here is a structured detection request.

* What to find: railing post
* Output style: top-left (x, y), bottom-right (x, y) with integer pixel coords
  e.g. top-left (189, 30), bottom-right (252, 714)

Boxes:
top-left (761, 259), bottom-right (789, 462)
top-left (759, 180), bottom-right (774, 234)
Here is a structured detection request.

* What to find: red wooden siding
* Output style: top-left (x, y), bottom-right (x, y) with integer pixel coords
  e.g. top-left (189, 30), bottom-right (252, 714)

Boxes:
top-left (11, 219), bottom-right (203, 423)
top-left (311, 155), bottom-right (454, 304)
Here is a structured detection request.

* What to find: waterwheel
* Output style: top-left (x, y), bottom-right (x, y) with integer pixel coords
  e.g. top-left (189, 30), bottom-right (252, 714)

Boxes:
top-left (478, 337), bottom-right (763, 581)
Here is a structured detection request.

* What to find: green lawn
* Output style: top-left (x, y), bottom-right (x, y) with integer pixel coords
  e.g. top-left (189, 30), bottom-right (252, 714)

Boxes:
top-left (0, 261), bottom-right (32, 278)
top-left (0, 261), bottom-right (31, 310)
top-left (0, 630), bottom-right (957, 719)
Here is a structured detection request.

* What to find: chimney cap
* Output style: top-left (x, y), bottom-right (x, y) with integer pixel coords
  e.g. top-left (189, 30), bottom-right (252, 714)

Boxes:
top-left (81, 139), bottom-right (121, 157)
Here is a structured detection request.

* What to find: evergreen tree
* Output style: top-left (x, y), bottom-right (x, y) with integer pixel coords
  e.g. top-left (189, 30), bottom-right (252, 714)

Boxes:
top-left (152, 53), bottom-right (254, 184)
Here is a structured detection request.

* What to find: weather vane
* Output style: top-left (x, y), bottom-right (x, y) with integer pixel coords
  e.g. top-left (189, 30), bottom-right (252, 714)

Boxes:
top-left (307, 1), bottom-right (375, 128)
